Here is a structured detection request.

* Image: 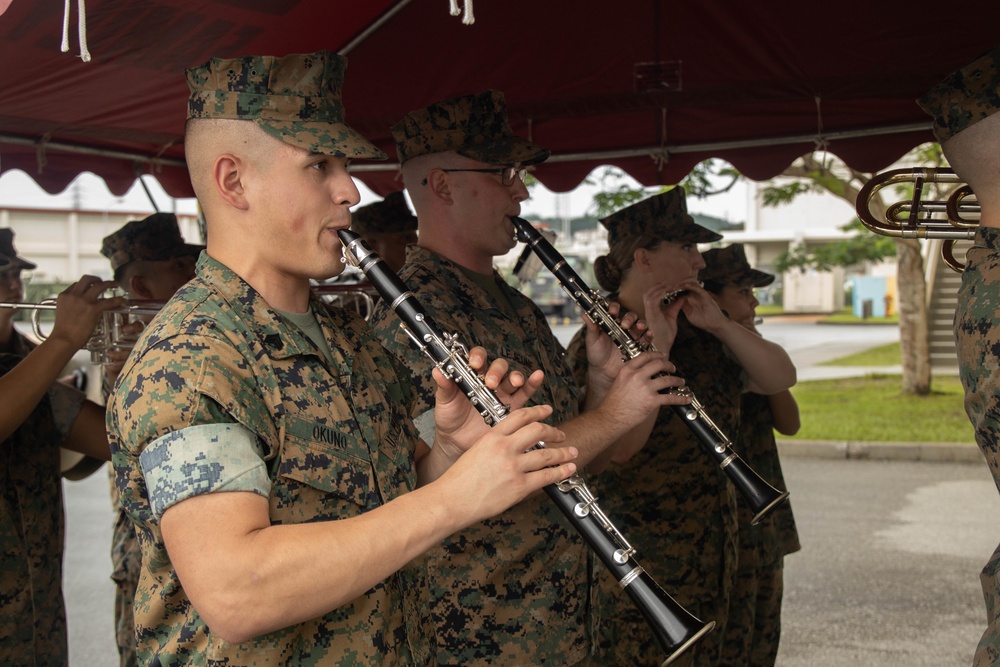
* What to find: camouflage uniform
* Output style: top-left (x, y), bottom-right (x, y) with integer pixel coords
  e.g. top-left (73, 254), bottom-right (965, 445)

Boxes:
top-left (107, 254), bottom-right (435, 666)
top-left (719, 392), bottom-right (800, 667)
top-left (567, 315), bottom-right (743, 667)
top-left (0, 351), bottom-right (86, 667)
top-left (954, 226), bottom-right (1000, 663)
top-left (700, 244), bottom-right (800, 667)
top-left (917, 45), bottom-right (1000, 665)
top-left (369, 245), bottom-right (590, 666)
top-left (100, 212), bottom-right (203, 667)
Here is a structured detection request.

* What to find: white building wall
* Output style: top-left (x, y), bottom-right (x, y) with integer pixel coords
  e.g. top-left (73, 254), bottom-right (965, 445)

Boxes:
top-left (1, 208), bottom-right (203, 282)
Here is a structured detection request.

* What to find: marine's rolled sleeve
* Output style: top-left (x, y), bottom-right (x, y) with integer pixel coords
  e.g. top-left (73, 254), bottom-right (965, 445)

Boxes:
top-left (141, 423), bottom-right (269, 519)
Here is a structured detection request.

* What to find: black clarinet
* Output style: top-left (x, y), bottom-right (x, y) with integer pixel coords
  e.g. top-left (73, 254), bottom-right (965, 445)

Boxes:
top-left (339, 229), bottom-right (713, 666)
top-left (510, 217), bottom-right (789, 525)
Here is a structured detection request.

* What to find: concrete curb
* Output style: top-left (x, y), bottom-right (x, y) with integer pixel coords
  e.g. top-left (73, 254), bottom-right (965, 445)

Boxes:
top-left (778, 439), bottom-right (983, 464)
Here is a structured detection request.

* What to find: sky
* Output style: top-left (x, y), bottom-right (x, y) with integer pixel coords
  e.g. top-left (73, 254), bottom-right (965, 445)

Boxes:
top-left (0, 165), bottom-right (754, 226)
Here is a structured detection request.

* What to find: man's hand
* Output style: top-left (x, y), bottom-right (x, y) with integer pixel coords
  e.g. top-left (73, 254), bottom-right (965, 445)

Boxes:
top-left (582, 301), bottom-right (652, 397)
top-left (436, 403), bottom-right (576, 523)
top-left (430, 345), bottom-right (545, 465)
top-left (47, 276), bottom-right (124, 350)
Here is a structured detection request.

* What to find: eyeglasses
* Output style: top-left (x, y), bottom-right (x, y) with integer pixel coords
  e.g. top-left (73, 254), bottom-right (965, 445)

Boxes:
top-left (421, 166), bottom-right (527, 187)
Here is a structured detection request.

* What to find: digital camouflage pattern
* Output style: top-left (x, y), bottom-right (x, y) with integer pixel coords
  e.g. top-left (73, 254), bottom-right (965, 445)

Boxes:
top-left (699, 244), bottom-right (775, 290)
top-left (718, 392), bottom-right (800, 667)
top-left (369, 245), bottom-right (590, 666)
top-left (109, 498), bottom-right (140, 667)
top-left (599, 187), bottom-right (722, 250)
top-left (0, 228), bottom-right (36, 270)
top-left (954, 226), bottom-right (1000, 665)
top-left (567, 314), bottom-right (743, 667)
top-left (101, 212), bottom-right (203, 279)
top-left (918, 44), bottom-right (1000, 143)
top-left (351, 191), bottom-right (418, 236)
top-left (186, 50), bottom-right (386, 160)
top-left (107, 253), bottom-right (435, 666)
top-left (102, 210), bottom-right (199, 667)
top-left (391, 90), bottom-right (549, 166)
top-left (0, 350), bottom-right (85, 667)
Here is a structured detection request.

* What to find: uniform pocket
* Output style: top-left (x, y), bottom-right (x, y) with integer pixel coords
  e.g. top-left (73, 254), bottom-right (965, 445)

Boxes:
top-left (274, 415), bottom-right (376, 512)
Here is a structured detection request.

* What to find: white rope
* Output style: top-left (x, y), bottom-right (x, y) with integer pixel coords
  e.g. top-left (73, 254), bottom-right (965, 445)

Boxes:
top-left (60, 0), bottom-right (92, 62)
top-left (77, 0), bottom-right (91, 62)
top-left (448, 0), bottom-right (475, 25)
top-left (60, 0), bottom-right (70, 52)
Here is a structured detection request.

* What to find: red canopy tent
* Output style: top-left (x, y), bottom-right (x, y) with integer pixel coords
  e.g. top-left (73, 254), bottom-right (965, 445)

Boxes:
top-left (0, 0), bottom-right (996, 199)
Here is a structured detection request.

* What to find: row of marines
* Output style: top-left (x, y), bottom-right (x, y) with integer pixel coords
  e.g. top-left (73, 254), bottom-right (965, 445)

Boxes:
top-left (0, 49), bottom-right (803, 666)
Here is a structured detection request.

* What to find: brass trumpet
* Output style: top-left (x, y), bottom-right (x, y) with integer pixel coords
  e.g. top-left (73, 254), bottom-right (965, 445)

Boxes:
top-left (856, 167), bottom-right (979, 271)
top-left (2, 283), bottom-right (381, 364)
top-left (0, 299), bottom-right (166, 365)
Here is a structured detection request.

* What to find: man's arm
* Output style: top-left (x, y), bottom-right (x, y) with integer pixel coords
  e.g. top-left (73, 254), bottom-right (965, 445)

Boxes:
top-left (0, 276), bottom-right (121, 441)
top-left (160, 404), bottom-right (574, 644)
top-left (62, 400), bottom-right (111, 461)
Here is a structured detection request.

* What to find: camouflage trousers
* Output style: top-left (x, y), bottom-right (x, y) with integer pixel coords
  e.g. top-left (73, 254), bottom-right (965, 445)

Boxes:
top-left (957, 227), bottom-right (1000, 666)
top-left (718, 556), bottom-right (785, 667)
top-left (110, 508), bottom-right (140, 667)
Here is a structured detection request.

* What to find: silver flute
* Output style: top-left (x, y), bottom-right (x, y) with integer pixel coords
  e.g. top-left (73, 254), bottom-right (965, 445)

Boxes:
top-left (339, 229), bottom-right (713, 666)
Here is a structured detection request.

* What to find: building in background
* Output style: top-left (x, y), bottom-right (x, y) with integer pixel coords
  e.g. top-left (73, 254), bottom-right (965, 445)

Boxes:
top-left (0, 206), bottom-right (203, 283)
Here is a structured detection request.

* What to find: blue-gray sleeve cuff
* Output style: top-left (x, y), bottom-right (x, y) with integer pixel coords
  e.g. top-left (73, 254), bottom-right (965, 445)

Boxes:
top-left (140, 423), bottom-right (269, 519)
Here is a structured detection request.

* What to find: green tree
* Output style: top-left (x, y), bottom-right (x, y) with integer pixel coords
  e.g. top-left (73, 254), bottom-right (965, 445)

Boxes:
top-left (763, 144), bottom-right (949, 395)
top-left (588, 160), bottom-right (738, 218)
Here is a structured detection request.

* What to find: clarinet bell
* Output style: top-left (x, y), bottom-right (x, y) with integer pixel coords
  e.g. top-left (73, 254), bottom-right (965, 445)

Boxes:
top-left (624, 568), bottom-right (715, 665)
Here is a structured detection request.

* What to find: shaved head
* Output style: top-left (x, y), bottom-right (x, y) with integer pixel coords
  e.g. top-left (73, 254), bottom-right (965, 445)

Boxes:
top-left (184, 118), bottom-right (278, 211)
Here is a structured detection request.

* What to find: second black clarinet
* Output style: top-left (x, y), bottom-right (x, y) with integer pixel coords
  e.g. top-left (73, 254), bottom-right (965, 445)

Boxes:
top-left (339, 228), bottom-right (713, 666)
top-left (510, 217), bottom-right (789, 525)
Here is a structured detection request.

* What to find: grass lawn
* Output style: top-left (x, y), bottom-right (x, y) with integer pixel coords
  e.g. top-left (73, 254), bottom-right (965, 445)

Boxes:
top-left (782, 373), bottom-right (972, 443)
top-left (819, 342), bottom-right (900, 366)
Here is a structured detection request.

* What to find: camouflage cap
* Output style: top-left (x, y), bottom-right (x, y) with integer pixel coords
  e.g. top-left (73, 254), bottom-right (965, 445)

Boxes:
top-left (700, 244), bottom-right (774, 288)
top-left (351, 191), bottom-right (418, 236)
top-left (0, 228), bottom-right (36, 270)
top-left (917, 44), bottom-right (1000, 143)
top-left (599, 187), bottom-right (722, 249)
top-left (186, 50), bottom-right (386, 160)
top-left (392, 90), bottom-right (550, 165)
top-left (101, 213), bottom-right (204, 280)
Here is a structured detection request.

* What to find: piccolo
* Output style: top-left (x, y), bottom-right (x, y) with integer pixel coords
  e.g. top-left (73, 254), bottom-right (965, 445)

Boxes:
top-left (338, 229), bottom-right (713, 666)
top-left (510, 217), bottom-right (789, 525)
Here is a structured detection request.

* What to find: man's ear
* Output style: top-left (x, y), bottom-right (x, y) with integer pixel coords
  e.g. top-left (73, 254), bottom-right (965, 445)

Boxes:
top-left (213, 154), bottom-right (249, 211)
top-left (127, 273), bottom-right (154, 300)
top-left (424, 168), bottom-right (454, 205)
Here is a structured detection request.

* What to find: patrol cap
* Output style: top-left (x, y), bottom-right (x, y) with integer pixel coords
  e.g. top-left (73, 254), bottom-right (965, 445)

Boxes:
top-left (0, 228), bottom-right (36, 270)
top-left (351, 191), bottom-right (418, 236)
top-left (599, 187), bottom-right (722, 249)
top-left (101, 213), bottom-right (203, 280)
top-left (186, 50), bottom-right (386, 160)
top-left (917, 44), bottom-right (1000, 143)
top-left (700, 244), bottom-right (774, 288)
top-left (392, 90), bottom-right (550, 166)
